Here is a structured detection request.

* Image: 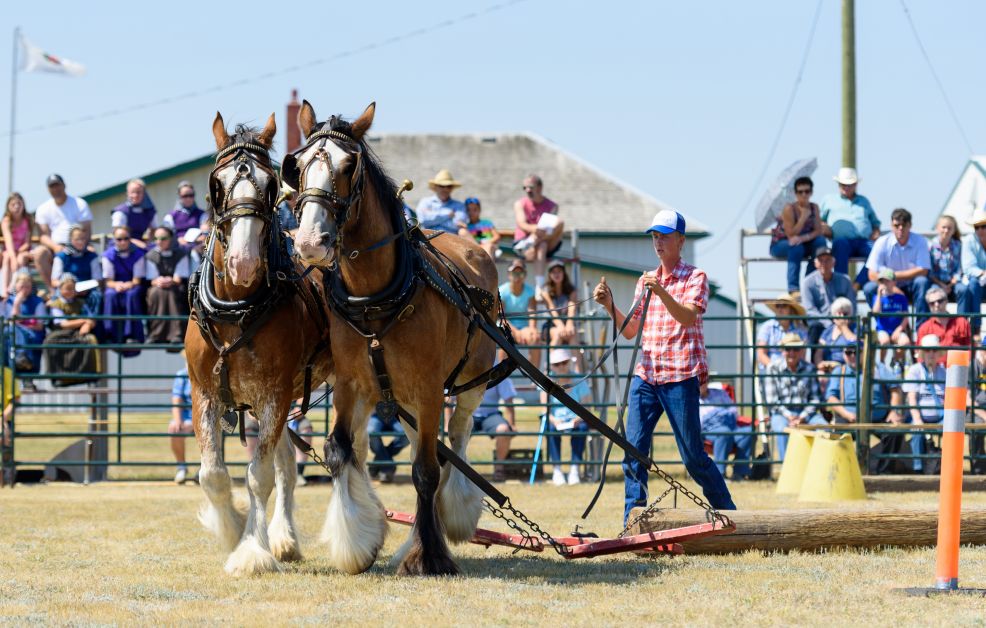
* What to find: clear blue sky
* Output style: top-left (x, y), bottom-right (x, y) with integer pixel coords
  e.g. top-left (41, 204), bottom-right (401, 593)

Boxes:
top-left (4, 0), bottom-right (983, 299)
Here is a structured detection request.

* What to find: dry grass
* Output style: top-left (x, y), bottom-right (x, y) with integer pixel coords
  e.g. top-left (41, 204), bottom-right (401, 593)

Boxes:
top-left (3, 477), bottom-right (986, 625)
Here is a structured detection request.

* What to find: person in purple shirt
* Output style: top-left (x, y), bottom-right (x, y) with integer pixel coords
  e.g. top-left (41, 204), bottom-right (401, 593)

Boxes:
top-left (101, 226), bottom-right (147, 354)
top-left (111, 179), bottom-right (157, 249)
top-left (162, 180), bottom-right (206, 247)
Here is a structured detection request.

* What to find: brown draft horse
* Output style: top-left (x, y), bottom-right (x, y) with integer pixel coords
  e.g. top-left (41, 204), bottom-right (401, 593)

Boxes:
top-left (185, 113), bottom-right (333, 575)
top-left (284, 102), bottom-right (498, 575)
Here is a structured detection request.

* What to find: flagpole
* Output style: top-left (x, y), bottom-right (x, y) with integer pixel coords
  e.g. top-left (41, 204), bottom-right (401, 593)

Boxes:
top-left (8, 26), bottom-right (18, 195)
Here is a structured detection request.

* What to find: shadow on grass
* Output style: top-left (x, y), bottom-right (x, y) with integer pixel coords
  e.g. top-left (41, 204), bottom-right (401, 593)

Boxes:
top-left (288, 553), bottom-right (684, 582)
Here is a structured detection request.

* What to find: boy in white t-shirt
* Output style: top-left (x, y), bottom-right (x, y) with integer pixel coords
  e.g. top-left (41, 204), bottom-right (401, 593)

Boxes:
top-left (33, 174), bottom-right (94, 290)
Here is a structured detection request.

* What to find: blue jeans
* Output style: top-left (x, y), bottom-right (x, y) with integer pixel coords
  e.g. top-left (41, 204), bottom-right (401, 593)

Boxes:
top-left (770, 236), bottom-right (828, 292)
top-left (702, 414), bottom-right (754, 479)
top-left (623, 376), bottom-right (735, 524)
top-left (3, 324), bottom-right (44, 373)
top-left (770, 412), bottom-right (828, 460)
top-left (862, 275), bottom-right (930, 315)
top-left (908, 414), bottom-right (943, 471)
top-left (367, 414), bottom-right (409, 475)
top-left (547, 420), bottom-right (589, 464)
top-left (830, 237), bottom-right (872, 285)
top-left (959, 280), bottom-right (983, 332)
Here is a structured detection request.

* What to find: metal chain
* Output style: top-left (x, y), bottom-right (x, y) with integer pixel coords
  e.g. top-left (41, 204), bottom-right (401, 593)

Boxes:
top-left (618, 484), bottom-right (676, 538)
top-left (618, 462), bottom-right (734, 538)
top-left (301, 447), bottom-right (333, 478)
top-left (483, 498), bottom-right (571, 557)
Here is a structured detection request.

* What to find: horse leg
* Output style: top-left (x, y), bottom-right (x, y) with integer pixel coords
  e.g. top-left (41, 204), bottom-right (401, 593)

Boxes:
top-left (437, 386), bottom-right (484, 543)
top-left (268, 423), bottom-right (302, 562)
top-left (397, 397), bottom-right (458, 576)
top-left (320, 391), bottom-right (387, 574)
top-left (195, 390), bottom-right (247, 555)
top-left (224, 403), bottom-right (283, 576)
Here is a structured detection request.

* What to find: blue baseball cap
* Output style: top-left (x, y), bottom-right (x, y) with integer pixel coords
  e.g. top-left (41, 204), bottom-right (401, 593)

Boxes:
top-left (646, 209), bottom-right (686, 235)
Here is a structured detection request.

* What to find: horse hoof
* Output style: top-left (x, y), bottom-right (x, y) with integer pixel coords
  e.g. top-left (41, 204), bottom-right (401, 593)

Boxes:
top-left (269, 532), bottom-right (303, 563)
top-left (224, 537), bottom-right (283, 576)
top-left (396, 544), bottom-right (460, 577)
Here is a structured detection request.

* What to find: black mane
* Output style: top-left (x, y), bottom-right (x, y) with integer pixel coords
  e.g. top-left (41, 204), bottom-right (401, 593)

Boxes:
top-left (316, 115), bottom-right (402, 216)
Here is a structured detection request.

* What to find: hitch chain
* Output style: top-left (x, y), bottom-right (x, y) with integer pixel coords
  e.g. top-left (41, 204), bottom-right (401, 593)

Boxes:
top-left (619, 462), bottom-right (734, 538)
top-left (483, 498), bottom-right (571, 557)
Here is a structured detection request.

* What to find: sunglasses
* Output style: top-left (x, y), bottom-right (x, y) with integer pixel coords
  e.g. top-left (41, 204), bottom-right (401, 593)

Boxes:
top-left (155, 236), bottom-right (172, 241)
top-left (782, 347), bottom-right (802, 352)
top-left (509, 269), bottom-right (526, 275)
top-left (795, 189), bottom-right (812, 195)
top-left (844, 348), bottom-right (858, 355)
top-left (976, 225), bottom-right (986, 231)
top-left (180, 193), bottom-right (195, 199)
top-left (114, 237), bottom-right (130, 242)
top-left (522, 185), bottom-right (535, 191)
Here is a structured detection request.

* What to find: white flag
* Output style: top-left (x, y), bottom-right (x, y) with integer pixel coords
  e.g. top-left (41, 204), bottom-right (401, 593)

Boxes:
top-left (19, 34), bottom-right (86, 77)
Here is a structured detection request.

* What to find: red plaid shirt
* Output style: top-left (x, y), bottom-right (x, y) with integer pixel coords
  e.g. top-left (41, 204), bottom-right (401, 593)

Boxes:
top-left (630, 259), bottom-right (709, 385)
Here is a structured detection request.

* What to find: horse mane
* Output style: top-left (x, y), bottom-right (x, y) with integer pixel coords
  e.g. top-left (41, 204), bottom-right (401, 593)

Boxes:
top-left (318, 115), bottom-right (402, 217)
top-left (221, 124), bottom-right (276, 159)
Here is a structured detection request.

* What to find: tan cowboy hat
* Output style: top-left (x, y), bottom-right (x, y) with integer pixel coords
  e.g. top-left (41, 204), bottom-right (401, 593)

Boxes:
top-left (428, 169), bottom-right (462, 190)
top-left (766, 292), bottom-right (807, 317)
top-left (966, 208), bottom-right (986, 227)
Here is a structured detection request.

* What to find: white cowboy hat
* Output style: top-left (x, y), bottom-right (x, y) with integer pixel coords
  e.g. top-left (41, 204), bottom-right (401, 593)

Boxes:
top-left (966, 208), bottom-right (986, 227)
top-left (549, 348), bottom-right (575, 364)
top-left (833, 167), bottom-right (859, 185)
top-left (428, 169), bottom-right (462, 190)
top-left (766, 292), bottom-right (807, 317)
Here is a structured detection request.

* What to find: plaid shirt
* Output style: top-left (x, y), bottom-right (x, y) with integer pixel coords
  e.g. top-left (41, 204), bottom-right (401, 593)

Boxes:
top-left (630, 259), bottom-right (708, 385)
top-left (763, 357), bottom-right (820, 418)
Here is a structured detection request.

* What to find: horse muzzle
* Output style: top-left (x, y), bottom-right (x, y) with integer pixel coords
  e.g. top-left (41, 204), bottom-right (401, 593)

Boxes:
top-left (227, 253), bottom-right (261, 287)
top-left (295, 233), bottom-right (337, 268)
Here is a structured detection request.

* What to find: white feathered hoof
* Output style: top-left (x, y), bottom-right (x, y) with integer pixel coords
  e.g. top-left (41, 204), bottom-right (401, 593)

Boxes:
top-left (268, 515), bottom-right (303, 563)
top-left (437, 467), bottom-right (482, 543)
top-left (320, 465), bottom-right (387, 574)
top-left (198, 499), bottom-right (247, 554)
top-left (224, 536), bottom-right (283, 576)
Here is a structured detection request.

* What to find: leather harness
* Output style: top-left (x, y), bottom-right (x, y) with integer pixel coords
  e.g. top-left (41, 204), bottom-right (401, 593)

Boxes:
top-left (189, 142), bottom-right (330, 444)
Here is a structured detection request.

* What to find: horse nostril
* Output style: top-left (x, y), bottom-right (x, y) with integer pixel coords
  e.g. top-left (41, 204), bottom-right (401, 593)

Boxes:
top-left (319, 232), bottom-right (333, 246)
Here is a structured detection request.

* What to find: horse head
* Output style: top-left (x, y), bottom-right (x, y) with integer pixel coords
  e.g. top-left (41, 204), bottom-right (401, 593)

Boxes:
top-left (209, 112), bottom-right (278, 287)
top-left (282, 101), bottom-right (375, 268)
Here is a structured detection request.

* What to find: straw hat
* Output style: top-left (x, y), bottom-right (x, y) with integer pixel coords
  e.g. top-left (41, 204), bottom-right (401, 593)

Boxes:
top-left (967, 208), bottom-right (986, 227)
top-left (428, 169), bottom-right (462, 190)
top-left (766, 292), bottom-right (806, 317)
top-left (780, 332), bottom-right (806, 348)
top-left (833, 167), bottom-right (859, 185)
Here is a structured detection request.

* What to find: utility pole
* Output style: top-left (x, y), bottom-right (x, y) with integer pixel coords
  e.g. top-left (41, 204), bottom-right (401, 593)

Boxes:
top-left (842, 0), bottom-right (856, 169)
top-left (8, 27), bottom-right (19, 195)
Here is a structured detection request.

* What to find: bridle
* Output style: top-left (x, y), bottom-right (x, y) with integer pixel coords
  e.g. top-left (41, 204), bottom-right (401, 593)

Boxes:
top-left (282, 128), bottom-right (365, 266)
top-left (208, 140), bottom-right (279, 263)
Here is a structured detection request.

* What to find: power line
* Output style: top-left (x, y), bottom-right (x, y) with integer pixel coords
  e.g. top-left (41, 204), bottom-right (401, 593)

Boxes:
top-left (898, 0), bottom-right (975, 155)
top-left (1, 0), bottom-right (528, 139)
top-left (703, 0), bottom-right (824, 251)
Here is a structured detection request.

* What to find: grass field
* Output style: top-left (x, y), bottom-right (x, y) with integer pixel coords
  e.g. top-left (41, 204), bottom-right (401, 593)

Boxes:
top-left (3, 472), bottom-right (986, 624)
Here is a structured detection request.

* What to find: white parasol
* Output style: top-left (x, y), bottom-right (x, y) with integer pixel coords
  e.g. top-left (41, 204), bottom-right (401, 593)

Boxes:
top-left (754, 157), bottom-right (818, 232)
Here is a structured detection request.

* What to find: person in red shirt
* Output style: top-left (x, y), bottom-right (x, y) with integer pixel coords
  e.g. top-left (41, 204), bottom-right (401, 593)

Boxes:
top-left (594, 209), bottom-right (736, 524)
top-left (917, 285), bottom-right (971, 365)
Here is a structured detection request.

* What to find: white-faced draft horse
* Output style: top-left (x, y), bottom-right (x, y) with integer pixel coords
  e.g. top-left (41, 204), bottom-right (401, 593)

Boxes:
top-left (283, 102), bottom-right (499, 575)
top-left (185, 113), bottom-right (333, 576)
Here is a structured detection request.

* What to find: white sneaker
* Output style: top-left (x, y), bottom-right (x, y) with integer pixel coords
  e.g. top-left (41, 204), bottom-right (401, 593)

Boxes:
top-left (174, 467), bottom-right (187, 485)
top-left (552, 468), bottom-right (566, 486)
top-left (568, 468), bottom-right (581, 485)
top-left (296, 474), bottom-right (307, 486)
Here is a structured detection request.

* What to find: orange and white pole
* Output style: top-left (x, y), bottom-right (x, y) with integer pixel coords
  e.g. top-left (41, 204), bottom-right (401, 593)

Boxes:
top-left (935, 349), bottom-right (969, 590)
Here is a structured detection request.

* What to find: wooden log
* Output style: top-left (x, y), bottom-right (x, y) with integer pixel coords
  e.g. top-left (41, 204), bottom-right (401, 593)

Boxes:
top-left (628, 506), bottom-right (986, 555)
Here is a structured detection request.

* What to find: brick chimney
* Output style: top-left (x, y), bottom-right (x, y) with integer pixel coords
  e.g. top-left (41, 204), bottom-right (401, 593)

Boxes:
top-left (286, 89), bottom-right (301, 154)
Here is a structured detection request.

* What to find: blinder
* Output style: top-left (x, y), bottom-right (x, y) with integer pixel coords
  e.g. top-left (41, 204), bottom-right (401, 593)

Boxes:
top-left (284, 128), bottom-right (365, 253)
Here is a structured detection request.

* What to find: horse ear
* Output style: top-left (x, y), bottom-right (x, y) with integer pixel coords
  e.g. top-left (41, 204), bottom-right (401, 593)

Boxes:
top-left (298, 100), bottom-right (317, 138)
top-left (350, 102), bottom-right (375, 141)
top-left (257, 113), bottom-right (277, 148)
top-left (280, 154), bottom-right (300, 191)
top-left (212, 112), bottom-right (230, 150)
